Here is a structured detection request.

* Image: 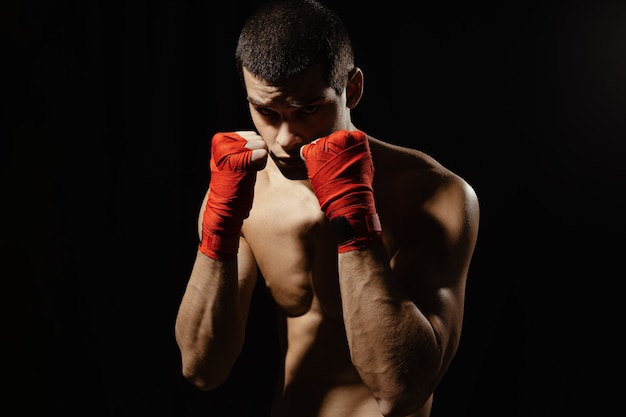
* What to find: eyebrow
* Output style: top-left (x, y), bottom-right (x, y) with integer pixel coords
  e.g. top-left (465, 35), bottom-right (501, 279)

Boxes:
top-left (246, 95), bottom-right (326, 108)
top-left (246, 96), bottom-right (262, 105)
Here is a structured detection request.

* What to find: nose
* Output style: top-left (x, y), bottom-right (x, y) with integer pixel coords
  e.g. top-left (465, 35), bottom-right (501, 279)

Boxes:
top-left (275, 122), bottom-right (304, 153)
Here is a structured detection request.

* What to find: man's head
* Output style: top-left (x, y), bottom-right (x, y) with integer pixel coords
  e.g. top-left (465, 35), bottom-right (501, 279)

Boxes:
top-left (235, 0), bottom-right (355, 95)
top-left (235, 0), bottom-right (363, 181)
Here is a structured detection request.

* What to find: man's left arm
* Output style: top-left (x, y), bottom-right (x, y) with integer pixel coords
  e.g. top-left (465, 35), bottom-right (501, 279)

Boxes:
top-left (301, 130), bottom-right (480, 417)
top-left (337, 197), bottom-right (478, 417)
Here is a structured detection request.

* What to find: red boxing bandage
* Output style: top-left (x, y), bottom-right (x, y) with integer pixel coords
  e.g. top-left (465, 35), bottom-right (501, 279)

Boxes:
top-left (301, 130), bottom-right (382, 253)
top-left (199, 132), bottom-right (256, 261)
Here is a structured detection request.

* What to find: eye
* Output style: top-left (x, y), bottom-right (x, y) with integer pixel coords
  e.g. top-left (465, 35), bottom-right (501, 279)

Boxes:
top-left (300, 105), bottom-right (318, 115)
top-left (255, 106), bottom-right (277, 117)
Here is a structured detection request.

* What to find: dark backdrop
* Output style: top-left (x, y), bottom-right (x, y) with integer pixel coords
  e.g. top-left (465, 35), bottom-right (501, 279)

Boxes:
top-left (4, 0), bottom-right (625, 416)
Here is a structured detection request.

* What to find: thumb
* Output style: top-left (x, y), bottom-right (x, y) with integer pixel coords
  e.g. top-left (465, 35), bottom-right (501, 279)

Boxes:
top-left (250, 148), bottom-right (268, 170)
top-left (300, 138), bottom-right (321, 162)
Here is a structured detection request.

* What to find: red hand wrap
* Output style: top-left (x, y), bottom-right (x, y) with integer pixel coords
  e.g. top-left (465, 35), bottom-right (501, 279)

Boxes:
top-left (301, 130), bottom-right (382, 253)
top-left (199, 132), bottom-right (256, 261)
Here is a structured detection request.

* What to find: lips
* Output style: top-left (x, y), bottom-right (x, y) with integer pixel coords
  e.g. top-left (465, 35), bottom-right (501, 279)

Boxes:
top-left (270, 152), bottom-right (308, 180)
top-left (270, 152), bottom-right (301, 167)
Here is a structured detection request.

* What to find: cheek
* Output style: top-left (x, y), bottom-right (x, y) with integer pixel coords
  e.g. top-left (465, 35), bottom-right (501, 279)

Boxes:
top-left (250, 113), bottom-right (272, 135)
top-left (250, 121), bottom-right (276, 146)
top-left (320, 104), bottom-right (348, 131)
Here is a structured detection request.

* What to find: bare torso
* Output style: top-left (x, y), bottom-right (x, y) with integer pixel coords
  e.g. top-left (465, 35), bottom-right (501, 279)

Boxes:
top-left (241, 136), bottom-right (439, 417)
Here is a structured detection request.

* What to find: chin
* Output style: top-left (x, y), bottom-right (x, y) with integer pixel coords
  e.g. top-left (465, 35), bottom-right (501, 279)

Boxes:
top-left (279, 166), bottom-right (309, 181)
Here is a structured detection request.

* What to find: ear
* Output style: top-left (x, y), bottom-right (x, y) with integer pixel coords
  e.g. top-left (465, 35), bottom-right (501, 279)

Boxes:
top-left (346, 67), bottom-right (364, 109)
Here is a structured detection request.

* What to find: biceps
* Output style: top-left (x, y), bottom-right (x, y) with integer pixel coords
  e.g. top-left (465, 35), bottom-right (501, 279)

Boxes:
top-left (390, 245), bottom-right (466, 356)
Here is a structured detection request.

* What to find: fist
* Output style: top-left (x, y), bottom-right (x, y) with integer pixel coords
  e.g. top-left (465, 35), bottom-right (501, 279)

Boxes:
top-left (299, 130), bottom-right (381, 252)
top-left (200, 131), bottom-right (267, 260)
top-left (299, 130), bottom-right (375, 218)
top-left (211, 131), bottom-right (268, 172)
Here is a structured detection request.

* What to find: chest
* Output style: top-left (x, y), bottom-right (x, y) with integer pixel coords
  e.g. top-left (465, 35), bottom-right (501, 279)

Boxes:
top-left (242, 180), bottom-right (343, 318)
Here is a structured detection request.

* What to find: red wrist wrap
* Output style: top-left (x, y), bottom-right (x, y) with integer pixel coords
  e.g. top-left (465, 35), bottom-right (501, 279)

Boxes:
top-left (199, 133), bottom-right (256, 261)
top-left (302, 130), bottom-right (383, 253)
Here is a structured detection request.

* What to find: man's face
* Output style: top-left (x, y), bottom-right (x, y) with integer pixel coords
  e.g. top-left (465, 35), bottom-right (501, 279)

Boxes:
top-left (243, 64), bottom-right (350, 180)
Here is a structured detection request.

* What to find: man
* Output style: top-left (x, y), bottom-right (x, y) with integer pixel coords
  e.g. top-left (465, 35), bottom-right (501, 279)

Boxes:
top-left (175, 1), bottom-right (480, 416)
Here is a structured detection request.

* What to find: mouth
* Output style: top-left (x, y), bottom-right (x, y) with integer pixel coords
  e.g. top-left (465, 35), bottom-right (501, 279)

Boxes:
top-left (269, 152), bottom-right (308, 180)
top-left (270, 151), bottom-right (301, 167)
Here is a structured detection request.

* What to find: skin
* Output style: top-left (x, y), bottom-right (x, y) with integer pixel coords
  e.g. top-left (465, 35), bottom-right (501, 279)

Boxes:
top-left (175, 63), bottom-right (480, 417)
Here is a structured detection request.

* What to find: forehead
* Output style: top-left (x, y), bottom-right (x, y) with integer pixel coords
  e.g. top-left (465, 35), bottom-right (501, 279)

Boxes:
top-left (242, 64), bottom-right (336, 105)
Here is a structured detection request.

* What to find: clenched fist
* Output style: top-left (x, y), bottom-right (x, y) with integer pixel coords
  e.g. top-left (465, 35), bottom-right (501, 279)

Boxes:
top-left (199, 131), bottom-right (267, 260)
top-left (300, 130), bottom-right (382, 253)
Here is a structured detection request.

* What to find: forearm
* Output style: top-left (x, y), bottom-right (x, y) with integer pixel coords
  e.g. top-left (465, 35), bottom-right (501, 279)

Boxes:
top-left (338, 246), bottom-right (440, 416)
top-left (302, 130), bottom-right (443, 414)
top-left (175, 251), bottom-right (245, 390)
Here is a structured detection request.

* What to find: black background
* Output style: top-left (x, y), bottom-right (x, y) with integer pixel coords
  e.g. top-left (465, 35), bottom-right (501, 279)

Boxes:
top-left (3, 0), bottom-right (625, 416)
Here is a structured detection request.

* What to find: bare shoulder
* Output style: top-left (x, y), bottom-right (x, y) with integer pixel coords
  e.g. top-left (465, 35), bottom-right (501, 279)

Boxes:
top-left (368, 135), bottom-right (480, 284)
top-left (369, 135), bottom-right (479, 215)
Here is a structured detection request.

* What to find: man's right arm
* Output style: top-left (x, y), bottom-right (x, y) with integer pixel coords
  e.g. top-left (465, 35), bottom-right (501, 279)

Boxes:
top-left (175, 240), bottom-right (258, 391)
top-left (175, 131), bottom-right (267, 390)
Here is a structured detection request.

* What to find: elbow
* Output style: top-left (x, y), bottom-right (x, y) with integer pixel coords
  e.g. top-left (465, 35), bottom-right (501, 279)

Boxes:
top-left (374, 379), bottom-right (436, 417)
top-left (181, 360), bottom-right (231, 391)
top-left (179, 345), bottom-right (242, 391)
top-left (376, 394), bottom-right (421, 417)
top-left (176, 327), bottom-right (245, 391)
top-left (181, 367), bottom-right (218, 391)
top-left (183, 372), bottom-right (214, 391)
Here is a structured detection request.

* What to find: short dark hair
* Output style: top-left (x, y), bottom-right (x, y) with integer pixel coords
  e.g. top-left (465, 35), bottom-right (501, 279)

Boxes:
top-left (235, 0), bottom-right (355, 95)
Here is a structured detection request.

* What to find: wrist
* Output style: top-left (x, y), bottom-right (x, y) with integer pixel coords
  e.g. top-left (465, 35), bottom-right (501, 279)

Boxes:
top-left (199, 228), bottom-right (241, 261)
top-left (331, 212), bottom-right (383, 253)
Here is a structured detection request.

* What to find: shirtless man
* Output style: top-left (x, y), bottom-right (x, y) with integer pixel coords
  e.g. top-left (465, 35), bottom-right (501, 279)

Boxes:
top-left (175, 1), bottom-right (480, 416)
